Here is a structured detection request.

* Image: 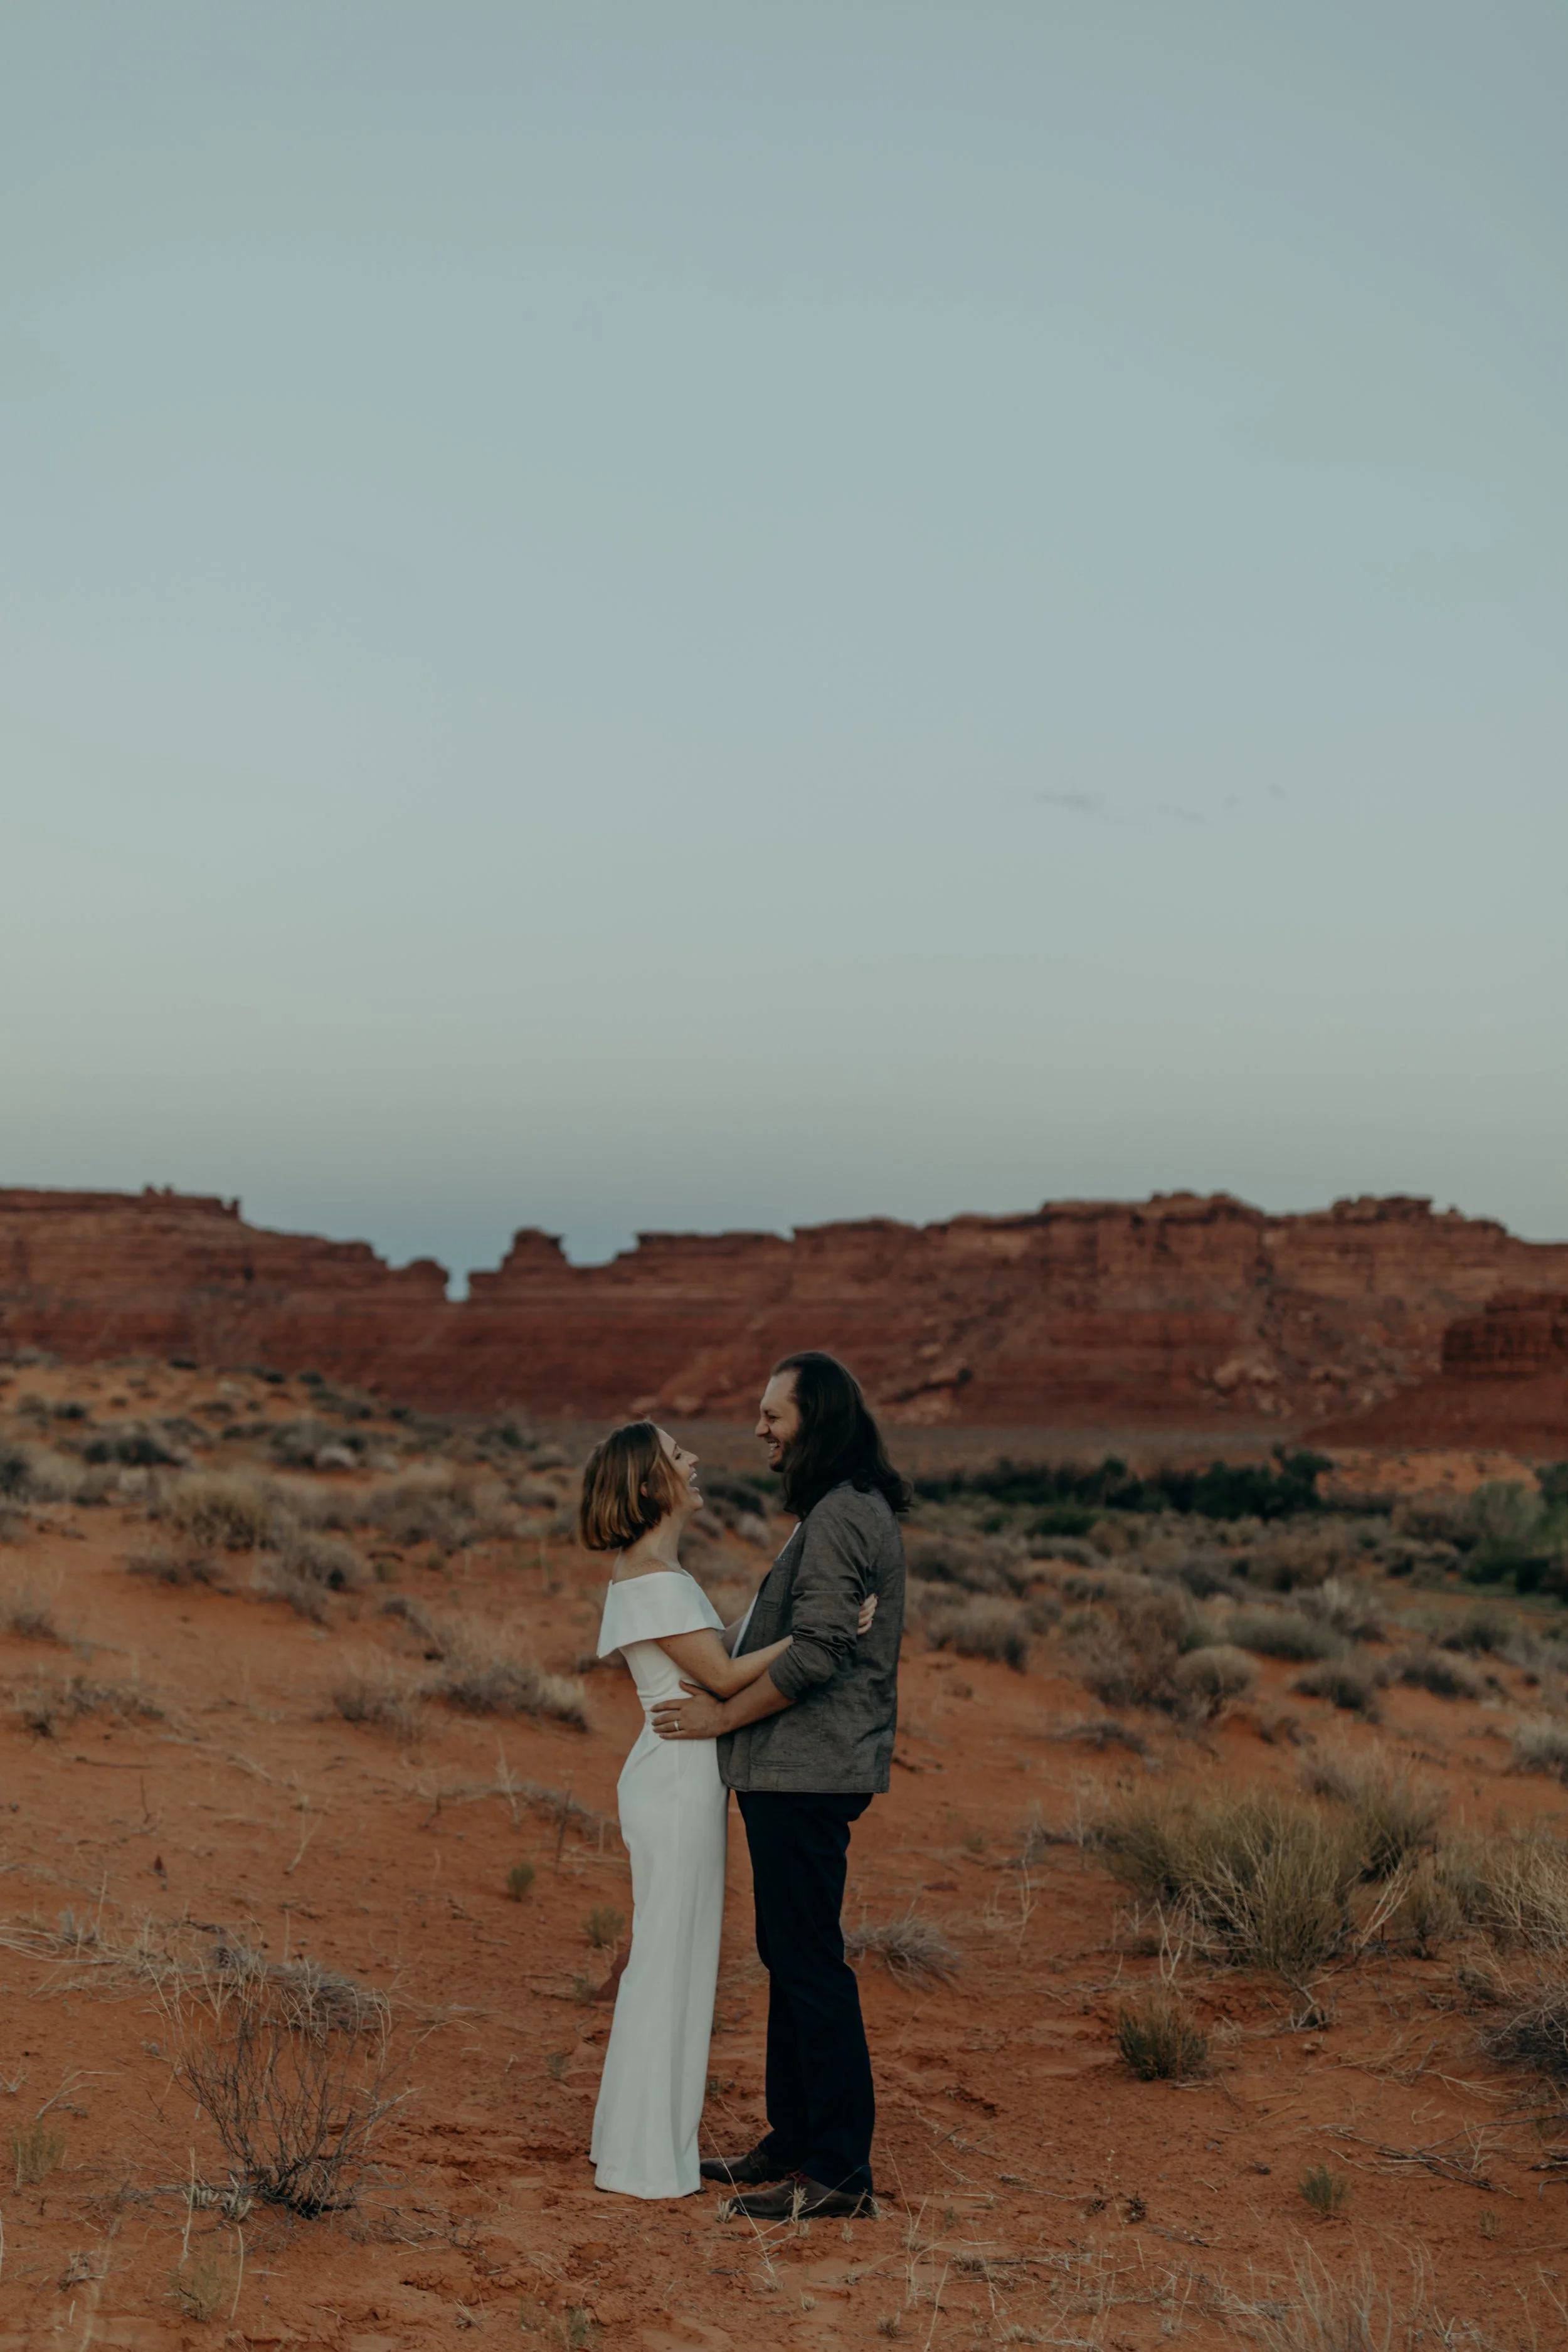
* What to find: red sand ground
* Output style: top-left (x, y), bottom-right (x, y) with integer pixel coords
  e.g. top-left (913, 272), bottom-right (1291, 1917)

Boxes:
top-left (1, 1366), bottom-right (1565, 2348)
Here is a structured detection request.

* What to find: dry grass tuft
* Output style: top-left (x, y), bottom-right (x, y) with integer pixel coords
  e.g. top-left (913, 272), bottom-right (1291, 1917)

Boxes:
top-left (1222, 1606), bottom-right (1343, 1663)
top-left (1292, 1660), bottom-right (1380, 1718)
top-left (1443, 1831), bottom-right (1568, 1951)
top-left (1300, 1757), bottom-right (1444, 1880)
top-left (15, 1673), bottom-right (164, 1736)
top-left (164, 1471), bottom-right (273, 1552)
top-left (1104, 1790), bottom-right (1359, 1995)
top-left (1511, 1717), bottom-right (1568, 1781)
top-left (584, 1904), bottom-right (625, 1950)
top-left (12, 2117), bottom-right (66, 2186)
top-left (921, 1593), bottom-right (1030, 1671)
top-left (1298, 2161), bottom-right (1350, 2218)
top-left (127, 1544), bottom-right (223, 1587)
top-left (1248, 2246), bottom-right (1443, 2352)
top-left (1114, 1991), bottom-right (1209, 2080)
top-left (1387, 1648), bottom-right (1484, 1701)
top-left (1484, 1979), bottom-right (1568, 2082)
top-left (428, 1648), bottom-right (588, 1729)
top-left (330, 1660), bottom-right (423, 1743)
top-left (171, 2253), bottom-right (236, 2323)
top-left (845, 1911), bottom-right (960, 1982)
top-left (1169, 1643), bottom-right (1254, 1717)
top-left (0, 1579), bottom-right (62, 1641)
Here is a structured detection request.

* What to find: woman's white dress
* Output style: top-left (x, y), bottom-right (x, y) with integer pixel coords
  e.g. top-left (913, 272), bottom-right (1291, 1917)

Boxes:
top-left (589, 1569), bottom-right (729, 2199)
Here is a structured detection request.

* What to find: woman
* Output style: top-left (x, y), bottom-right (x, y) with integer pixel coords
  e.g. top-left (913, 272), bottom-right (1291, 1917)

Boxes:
top-left (578, 1419), bottom-right (873, 2200)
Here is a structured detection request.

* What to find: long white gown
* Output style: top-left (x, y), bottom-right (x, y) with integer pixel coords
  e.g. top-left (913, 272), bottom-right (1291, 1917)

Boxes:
top-left (589, 1569), bottom-right (729, 2200)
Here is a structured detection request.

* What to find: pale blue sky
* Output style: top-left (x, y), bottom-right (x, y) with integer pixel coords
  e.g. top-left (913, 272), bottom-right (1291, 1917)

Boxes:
top-left (3, 3), bottom-right (1564, 1281)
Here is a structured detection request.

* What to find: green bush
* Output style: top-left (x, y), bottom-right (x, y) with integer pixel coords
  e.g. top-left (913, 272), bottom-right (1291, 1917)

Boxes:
top-left (506, 1860), bottom-right (537, 1902)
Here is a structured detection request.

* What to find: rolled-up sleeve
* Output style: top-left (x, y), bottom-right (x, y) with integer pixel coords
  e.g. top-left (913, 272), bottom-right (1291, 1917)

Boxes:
top-left (768, 1496), bottom-right (871, 1702)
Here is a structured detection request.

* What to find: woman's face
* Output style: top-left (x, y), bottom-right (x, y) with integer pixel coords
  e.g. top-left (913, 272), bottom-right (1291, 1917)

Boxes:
top-left (656, 1426), bottom-right (701, 1511)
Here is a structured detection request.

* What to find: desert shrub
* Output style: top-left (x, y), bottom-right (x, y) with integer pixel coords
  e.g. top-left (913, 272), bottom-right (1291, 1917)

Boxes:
top-left (1512, 1717), bottom-right (1568, 1780)
top-left (845, 1912), bottom-right (959, 1981)
top-left (904, 1529), bottom-right (1030, 1596)
top-left (363, 1469), bottom-right (513, 1554)
top-left (428, 1651), bottom-right (588, 1730)
top-left (279, 1527), bottom-right (364, 1591)
top-left (253, 1526), bottom-right (365, 1619)
top-left (1295, 1577), bottom-right (1382, 1641)
top-left (1392, 1493), bottom-right (1471, 1547)
top-left (1103, 1791), bottom-right (1359, 1991)
top-left (1114, 1993), bottom-right (1208, 2080)
top-left (82, 1424), bottom-right (179, 1468)
top-left (1167, 1552), bottom-right (1241, 1601)
top-left (1298, 2162), bottom-right (1350, 2218)
top-left (1029, 1535), bottom-right (1098, 1568)
top-left (16, 1673), bottom-right (164, 1735)
top-left (506, 1860), bottom-right (536, 1901)
top-left (1386, 1647), bottom-right (1483, 1700)
top-left (1443, 1602), bottom-right (1516, 1655)
top-left (174, 1952), bottom-right (401, 2215)
top-left (1443, 1831), bottom-right (1568, 1949)
top-left (0, 1581), bottom-right (61, 1641)
top-left (1068, 1584), bottom-right (1192, 1711)
top-left (1222, 1608), bottom-right (1342, 1663)
top-left (1384, 1856), bottom-right (1463, 1956)
top-left (0, 1443), bottom-right (88, 1504)
top-left (127, 1545), bottom-right (223, 1587)
top-left (923, 1594), bottom-right (1029, 1672)
top-left (330, 1661), bottom-right (422, 1743)
top-left (379, 1594), bottom-right (450, 1654)
top-left (1169, 1644), bottom-right (1254, 1718)
top-left (1292, 1661), bottom-right (1379, 1718)
top-left (1463, 1480), bottom-right (1567, 1589)
top-left (915, 1450), bottom-right (1329, 1522)
top-left (165, 1472), bottom-right (273, 1552)
top-left (1301, 1757), bottom-right (1444, 1880)
top-left (1485, 1981), bottom-right (1568, 2081)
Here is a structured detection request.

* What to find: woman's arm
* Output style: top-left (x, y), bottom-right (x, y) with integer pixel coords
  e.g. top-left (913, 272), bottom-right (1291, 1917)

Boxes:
top-left (656, 1627), bottom-right (792, 1698)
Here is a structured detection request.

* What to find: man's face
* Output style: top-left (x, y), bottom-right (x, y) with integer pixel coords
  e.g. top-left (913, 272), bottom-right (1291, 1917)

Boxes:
top-left (755, 1372), bottom-right (800, 1471)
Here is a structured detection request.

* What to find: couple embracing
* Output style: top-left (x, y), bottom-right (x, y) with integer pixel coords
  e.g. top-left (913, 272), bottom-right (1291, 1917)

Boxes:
top-left (575, 1350), bottom-right (909, 2217)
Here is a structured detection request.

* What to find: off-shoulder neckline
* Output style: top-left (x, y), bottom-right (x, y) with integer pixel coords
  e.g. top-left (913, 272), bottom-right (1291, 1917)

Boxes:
top-left (607, 1566), bottom-right (698, 1588)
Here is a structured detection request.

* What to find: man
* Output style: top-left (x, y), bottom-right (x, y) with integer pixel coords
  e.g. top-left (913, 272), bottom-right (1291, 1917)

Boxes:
top-left (652, 1350), bottom-right (908, 2220)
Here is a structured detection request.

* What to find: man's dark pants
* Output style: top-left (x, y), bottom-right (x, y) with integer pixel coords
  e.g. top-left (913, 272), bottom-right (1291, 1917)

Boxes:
top-left (736, 1789), bottom-right (875, 2196)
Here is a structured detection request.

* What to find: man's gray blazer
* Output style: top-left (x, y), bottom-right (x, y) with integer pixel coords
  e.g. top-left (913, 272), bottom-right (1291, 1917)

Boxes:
top-left (717, 1482), bottom-right (906, 1794)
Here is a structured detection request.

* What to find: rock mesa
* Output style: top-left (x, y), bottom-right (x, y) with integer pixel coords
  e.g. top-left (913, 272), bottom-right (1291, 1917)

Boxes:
top-left (3, 1185), bottom-right (1567, 1442)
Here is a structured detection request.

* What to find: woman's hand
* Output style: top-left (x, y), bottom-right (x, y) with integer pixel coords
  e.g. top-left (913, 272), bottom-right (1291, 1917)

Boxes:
top-left (857, 1592), bottom-right (879, 1636)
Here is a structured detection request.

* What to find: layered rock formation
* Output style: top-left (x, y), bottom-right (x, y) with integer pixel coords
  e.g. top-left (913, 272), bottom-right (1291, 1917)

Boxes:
top-left (1318, 1291), bottom-right (1568, 1454)
top-left (4, 1184), bottom-right (1567, 1442)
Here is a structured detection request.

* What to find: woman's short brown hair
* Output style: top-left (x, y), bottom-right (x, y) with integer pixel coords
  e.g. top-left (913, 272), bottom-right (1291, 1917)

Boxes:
top-left (577, 1421), bottom-right (687, 1552)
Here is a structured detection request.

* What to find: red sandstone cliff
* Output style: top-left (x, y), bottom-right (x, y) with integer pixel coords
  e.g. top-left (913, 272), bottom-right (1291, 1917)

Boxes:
top-left (1318, 1291), bottom-right (1568, 1454)
top-left (4, 1185), bottom-right (1567, 1441)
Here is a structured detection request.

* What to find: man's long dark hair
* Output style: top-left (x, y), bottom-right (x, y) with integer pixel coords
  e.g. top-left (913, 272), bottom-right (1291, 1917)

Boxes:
top-left (773, 1350), bottom-right (912, 1520)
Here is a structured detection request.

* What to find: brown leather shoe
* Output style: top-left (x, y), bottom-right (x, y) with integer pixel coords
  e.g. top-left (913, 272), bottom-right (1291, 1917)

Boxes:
top-left (721, 2171), bottom-right (874, 2221)
top-left (699, 2147), bottom-right (786, 2186)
